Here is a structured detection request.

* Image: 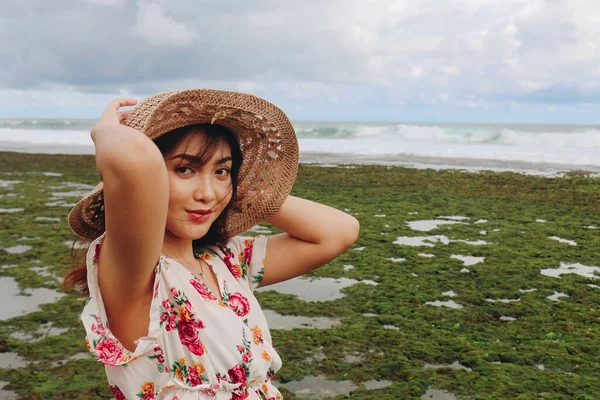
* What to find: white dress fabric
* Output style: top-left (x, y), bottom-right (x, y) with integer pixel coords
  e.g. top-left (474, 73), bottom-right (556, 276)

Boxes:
top-left (81, 233), bottom-right (283, 400)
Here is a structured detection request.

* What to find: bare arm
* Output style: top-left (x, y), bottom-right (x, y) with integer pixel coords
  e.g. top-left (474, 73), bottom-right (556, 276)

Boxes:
top-left (93, 99), bottom-right (169, 300)
top-left (261, 196), bottom-right (359, 287)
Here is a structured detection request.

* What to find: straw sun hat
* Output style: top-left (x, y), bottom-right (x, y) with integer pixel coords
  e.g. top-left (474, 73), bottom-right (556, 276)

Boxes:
top-left (68, 89), bottom-right (299, 240)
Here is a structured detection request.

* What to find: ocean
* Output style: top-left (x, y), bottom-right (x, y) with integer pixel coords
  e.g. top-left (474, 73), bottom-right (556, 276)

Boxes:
top-left (0, 119), bottom-right (598, 174)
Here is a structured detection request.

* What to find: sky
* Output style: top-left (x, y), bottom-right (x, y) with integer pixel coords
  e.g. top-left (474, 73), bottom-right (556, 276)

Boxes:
top-left (2, 0), bottom-right (600, 124)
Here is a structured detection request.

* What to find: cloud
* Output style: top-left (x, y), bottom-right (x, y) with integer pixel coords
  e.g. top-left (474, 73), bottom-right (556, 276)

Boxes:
top-left (2, 0), bottom-right (600, 120)
top-left (131, 0), bottom-right (198, 46)
top-left (78, 0), bottom-right (126, 7)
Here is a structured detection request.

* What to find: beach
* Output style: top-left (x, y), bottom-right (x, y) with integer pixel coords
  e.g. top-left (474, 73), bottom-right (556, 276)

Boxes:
top-left (0, 150), bottom-right (599, 399)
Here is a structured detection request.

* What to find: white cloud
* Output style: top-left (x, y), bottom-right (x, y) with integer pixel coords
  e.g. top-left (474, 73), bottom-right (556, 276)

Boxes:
top-left (78, 0), bottom-right (126, 7)
top-left (131, 0), bottom-right (198, 46)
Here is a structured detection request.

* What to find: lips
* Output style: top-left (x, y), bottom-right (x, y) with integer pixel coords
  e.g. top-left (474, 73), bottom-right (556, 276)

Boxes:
top-left (188, 209), bottom-right (213, 215)
top-left (187, 209), bottom-right (213, 223)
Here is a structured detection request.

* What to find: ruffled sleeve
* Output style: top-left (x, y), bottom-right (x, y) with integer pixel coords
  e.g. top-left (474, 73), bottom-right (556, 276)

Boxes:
top-left (81, 233), bottom-right (160, 366)
top-left (215, 235), bottom-right (268, 292)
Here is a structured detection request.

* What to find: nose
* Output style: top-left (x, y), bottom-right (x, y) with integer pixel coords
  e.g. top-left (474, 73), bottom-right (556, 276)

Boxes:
top-left (193, 176), bottom-right (216, 204)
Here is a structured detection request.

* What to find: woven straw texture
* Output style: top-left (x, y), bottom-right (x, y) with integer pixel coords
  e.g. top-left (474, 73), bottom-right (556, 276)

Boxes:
top-left (68, 89), bottom-right (299, 240)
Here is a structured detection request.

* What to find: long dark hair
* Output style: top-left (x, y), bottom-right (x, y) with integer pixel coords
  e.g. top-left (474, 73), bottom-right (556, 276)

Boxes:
top-left (64, 123), bottom-right (242, 295)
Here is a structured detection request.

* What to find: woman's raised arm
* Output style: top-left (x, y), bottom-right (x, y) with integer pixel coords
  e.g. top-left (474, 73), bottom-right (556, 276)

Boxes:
top-left (93, 99), bottom-right (169, 300)
top-left (262, 196), bottom-right (359, 286)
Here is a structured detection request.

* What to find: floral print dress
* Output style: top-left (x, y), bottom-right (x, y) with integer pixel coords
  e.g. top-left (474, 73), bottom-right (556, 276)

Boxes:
top-left (81, 233), bottom-right (283, 400)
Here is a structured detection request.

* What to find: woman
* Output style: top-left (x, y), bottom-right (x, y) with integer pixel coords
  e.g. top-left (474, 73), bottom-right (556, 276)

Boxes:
top-left (65, 89), bottom-right (359, 400)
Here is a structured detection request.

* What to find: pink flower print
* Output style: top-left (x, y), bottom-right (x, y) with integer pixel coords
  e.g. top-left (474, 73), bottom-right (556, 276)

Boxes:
top-left (93, 243), bottom-right (102, 263)
top-left (242, 353), bottom-right (250, 364)
top-left (190, 279), bottom-right (217, 300)
top-left (228, 292), bottom-right (250, 317)
top-left (178, 320), bottom-right (205, 356)
top-left (110, 385), bottom-right (126, 400)
top-left (95, 338), bottom-right (124, 365)
top-left (167, 314), bottom-right (177, 331)
top-left (187, 364), bottom-right (203, 386)
top-left (170, 287), bottom-right (179, 297)
top-left (243, 242), bottom-right (253, 264)
top-left (237, 345), bottom-right (245, 353)
top-left (153, 280), bottom-right (160, 298)
top-left (161, 299), bottom-right (172, 312)
top-left (227, 364), bottom-right (247, 384)
top-left (91, 322), bottom-right (106, 337)
top-left (232, 392), bottom-right (250, 400)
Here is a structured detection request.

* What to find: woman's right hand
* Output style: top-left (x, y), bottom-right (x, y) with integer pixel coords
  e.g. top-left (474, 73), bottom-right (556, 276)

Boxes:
top-left (91, 98), bottom-right (139, 144)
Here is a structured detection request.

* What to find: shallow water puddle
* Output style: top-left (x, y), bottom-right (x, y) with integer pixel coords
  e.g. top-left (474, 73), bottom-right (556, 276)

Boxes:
top-left (35, 216), bottom-right (61, 222)
top-left (42, 172), bottom-right (63, 177)
top-left (4, 245), bottom-right (32, 254)
top-left (0, 208), bottom-right (24, 213)
top-left (407, 220), bottom-right (465, 232)
top-left (451, 254), bottom-right (485, 266)
top-left (548, 236), bottom-right (577, 246)
top-left (441, 290), bottom-right (457, 297)
top-left (248, 224), bottom-right (272, 234)
top-left (438, 216), bottom-right (470, 221)
top-left (520, 288), bottom-right (537, 293)
top-left (0, 276), bottom-right (65, 320)
top-left (11, 322), bottom-right (69, 341)
top-left (419, 253), bottom-right (436, 258)
top-left (424, 361), bottom-right (472, 372)
top-left (63, 240), bottom-right (89, 249)
top-left (344, 354), bottom-right (364, 363)
top-left (18, 236), bottom-right (40, 241)
top-left (274, 376), bottom-right (392, 398)
top-left (51, 352), bottom-right (92, 367)
top-left (541, 262), bottom-right (600, 280)
top-left (474, 219), bottom-right (487, 224)
top-left (353, 246), bottom-right (365, 251)
top-left (421, 388), bottom-right (459, 400)
top-left (0, 381), bottom-right (19, 400)
top-left (486, 298), bottom-right (520, 303)
top-left (388, 257), bottom-right (405, 262)
top-left (45, 200), bottom-right (76, 207)
top-left (394, 235), bottom-right (488, 247)
top-left (0, 180), bottom-right (22, 188)
top-left (0, 352), bottom-right (28, 369)
top-left (536, 219), bottom-right (547, 223)
top-left (49, 190), bottom-right (89, 198)
top-left (257, 276), bottom-right (378, 301)
top-left (499, 316), bottom-right (516, 321)
top-left (547, 292), bottom-right (569, 301)
top-left (425, 300), bottom-right (464, 309)
top-left (263, 310), bottom-right (340, 330)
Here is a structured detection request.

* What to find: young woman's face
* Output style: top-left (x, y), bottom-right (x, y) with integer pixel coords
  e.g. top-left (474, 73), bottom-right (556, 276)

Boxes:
top-left (163, 130), bottom-right (233, 240)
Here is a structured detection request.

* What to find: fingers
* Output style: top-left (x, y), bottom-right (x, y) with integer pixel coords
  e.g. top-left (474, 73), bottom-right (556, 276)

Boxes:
top-left (101, 98), bottom-right (138, 122)
top-left (118, 109), bottom-right (133, 123)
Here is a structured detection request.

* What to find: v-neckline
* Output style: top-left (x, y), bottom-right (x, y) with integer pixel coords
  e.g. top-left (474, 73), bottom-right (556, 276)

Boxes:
top-left (163, 253), bottom-right (224, 303)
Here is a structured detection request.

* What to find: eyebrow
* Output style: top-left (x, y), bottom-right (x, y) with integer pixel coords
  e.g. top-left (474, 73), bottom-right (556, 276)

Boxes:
top-left (170, 153), bottom-right (232, 165)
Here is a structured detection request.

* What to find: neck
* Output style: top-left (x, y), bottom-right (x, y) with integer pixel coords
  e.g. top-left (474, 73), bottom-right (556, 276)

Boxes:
top-left (162, 231), bottom-right (195, 262)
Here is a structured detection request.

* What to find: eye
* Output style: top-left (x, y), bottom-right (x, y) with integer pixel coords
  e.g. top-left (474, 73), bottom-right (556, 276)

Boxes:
top-left (216, 167), bottom-right (231, 178)
top-left (175, 166), bottom-right (194, 175)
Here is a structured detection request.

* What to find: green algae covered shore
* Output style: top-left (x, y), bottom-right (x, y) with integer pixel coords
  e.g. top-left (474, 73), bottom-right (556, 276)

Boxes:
top-left (0, 151), bottom-right (599, 399)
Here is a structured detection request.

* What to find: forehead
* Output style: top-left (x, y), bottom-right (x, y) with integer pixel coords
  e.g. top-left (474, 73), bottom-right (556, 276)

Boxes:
top-left (172, 130), bottom-right (232, 157)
